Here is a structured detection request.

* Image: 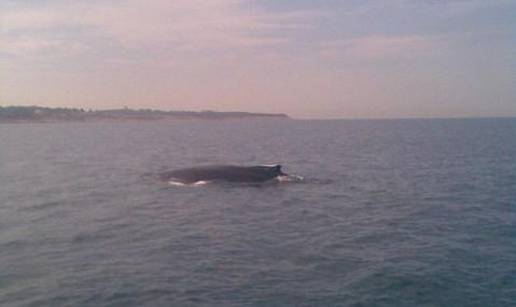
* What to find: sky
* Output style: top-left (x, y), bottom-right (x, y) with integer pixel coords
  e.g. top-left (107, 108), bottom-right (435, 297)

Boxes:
top-left (1, 0), bottom-right (515, 119)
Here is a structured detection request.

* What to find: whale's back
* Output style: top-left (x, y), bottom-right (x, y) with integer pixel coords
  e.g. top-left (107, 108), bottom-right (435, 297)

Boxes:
top-left (159, 164), bottom-right (285, 184)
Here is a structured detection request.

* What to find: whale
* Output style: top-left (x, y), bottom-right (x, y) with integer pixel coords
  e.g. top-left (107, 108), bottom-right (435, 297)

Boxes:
top-left (158, 164), bottom-right (287, 184)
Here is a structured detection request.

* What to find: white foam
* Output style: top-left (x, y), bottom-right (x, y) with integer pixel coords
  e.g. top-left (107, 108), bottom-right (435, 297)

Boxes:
top-left (193, 180), bottom-right (209, 186)
top-left (277, 175), bottom-right (304, 182)
top-left (168, 180), bottom-right (210, 187)
top-left (168, 180), bottom-right (187, 186)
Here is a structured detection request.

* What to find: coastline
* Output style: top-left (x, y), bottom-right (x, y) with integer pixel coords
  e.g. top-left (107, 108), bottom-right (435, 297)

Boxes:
top-left (0, 106), bottom-right (290, 124)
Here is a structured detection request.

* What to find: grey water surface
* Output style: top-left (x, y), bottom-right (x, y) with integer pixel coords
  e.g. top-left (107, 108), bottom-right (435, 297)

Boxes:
top-left (1, 118), bottom-right (515, 306)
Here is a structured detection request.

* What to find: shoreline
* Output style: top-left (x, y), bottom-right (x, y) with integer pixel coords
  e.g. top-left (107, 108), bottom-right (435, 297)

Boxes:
top-left (0, 106), bottom-right (290, 124)
top-left (0, 116), bottom-right (291, 125)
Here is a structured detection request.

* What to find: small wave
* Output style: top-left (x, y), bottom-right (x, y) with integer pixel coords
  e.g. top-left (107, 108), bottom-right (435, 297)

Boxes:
top-left (20, 201), bottom-right (61, 212)
top-left (300, 177), bottom-right (334, 185)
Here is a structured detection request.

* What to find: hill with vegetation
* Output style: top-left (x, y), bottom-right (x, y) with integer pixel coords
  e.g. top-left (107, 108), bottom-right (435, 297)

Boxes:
top-left (0, 106), bottom-right (289, 123)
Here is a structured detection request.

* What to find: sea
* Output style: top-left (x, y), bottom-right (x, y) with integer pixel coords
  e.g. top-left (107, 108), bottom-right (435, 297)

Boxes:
top-left (0, 118), bottom-right (515, 307)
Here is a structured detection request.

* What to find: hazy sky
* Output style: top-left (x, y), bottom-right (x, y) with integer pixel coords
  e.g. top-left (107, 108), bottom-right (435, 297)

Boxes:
top-left (1, 0), bottom-right (515, 118)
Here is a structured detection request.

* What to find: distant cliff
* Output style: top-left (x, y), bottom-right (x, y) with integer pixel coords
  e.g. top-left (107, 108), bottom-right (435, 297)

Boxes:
top-left (0, 106), bottom-right (289, 123)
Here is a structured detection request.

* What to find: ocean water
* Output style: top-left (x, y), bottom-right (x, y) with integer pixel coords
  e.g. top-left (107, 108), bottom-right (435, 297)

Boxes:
top-left (0, 118), bottom-right (515, 307)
